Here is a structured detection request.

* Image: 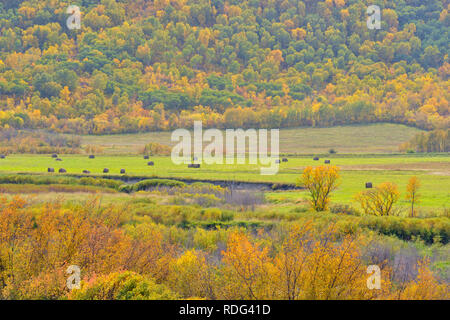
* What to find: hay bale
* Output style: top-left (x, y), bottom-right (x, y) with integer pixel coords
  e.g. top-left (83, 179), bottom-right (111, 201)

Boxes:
top-left (0, 155), bottom-right (5, 159)
top-left (120, 169), bottom-right (126, 174)
top-left (88, 155), bottom-right (95, 159)
top-left (82, 170), bottom-right (90, 174)
top-left (144, 155), bottom-right (149, 160)
top-left (282, 158), bottom-right (288, 162)
top-left (55, 158), bottom-right (62, 161)
top-left (324, 160), bottom-right (331, 164)
top-left (147, 161), bottom-right (154, 166)
top-left (313, 157), bottom-right (319, 161)
top-left (275, 159), bottom-right (281, 164)
top-left (48, 168), bottom-right (55, 173)
top-left (103, 168), bottom-right (109, 173)
top-left (188, 164), bottom-right (200, 168)
top-left (51, 154), bottom-right (58, 158)
top-left (58, 168), bottom-right (67, 173)
top-left (365, 182), bottom-right (373, 189)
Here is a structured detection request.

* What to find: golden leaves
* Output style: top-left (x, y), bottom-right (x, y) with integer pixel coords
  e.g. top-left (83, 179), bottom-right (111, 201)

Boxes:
top-left (299, 165), bottom-right (341, 211)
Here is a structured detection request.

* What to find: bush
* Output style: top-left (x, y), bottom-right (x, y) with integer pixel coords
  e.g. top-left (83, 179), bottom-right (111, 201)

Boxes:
top-left (360, 216), bottom-right (449, 244)
top-left (133, 179), bottom-right (186, 191)
top-left (0, 128), bottom-right (81, 154)
top-left (0, 175), bottom-right (76, 185)
top-left (0, 174), bottom-right (121, 191)
top-left (118, 184), bottom-right (134, 193)
top-left (330, 204), bottom-right (360, 216)
top-left (79, 177), bottom-right (122, 189)
top-left (142, 142), bottom-right (172, 156)
top-left (70, 272), bottom-right (178, 300)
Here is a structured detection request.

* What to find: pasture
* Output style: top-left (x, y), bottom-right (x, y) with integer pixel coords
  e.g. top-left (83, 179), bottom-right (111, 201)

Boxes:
top-left (0, 153), bottom-right (449, 211)
top-left (79, 123), bottom-right (423, 154)
top-left (0, 126), bottom-right (448, 289)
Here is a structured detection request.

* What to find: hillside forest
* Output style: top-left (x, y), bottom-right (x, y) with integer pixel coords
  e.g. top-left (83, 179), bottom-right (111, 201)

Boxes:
top-left (0, 0), bottom-right (448, 134)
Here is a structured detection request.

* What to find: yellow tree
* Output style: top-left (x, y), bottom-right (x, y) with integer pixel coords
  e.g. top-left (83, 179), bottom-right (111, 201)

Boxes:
top-left (355, 182), bottom-right (400, 216)
top-left (168, 250), bottom-right (214, 299)
top-left (298, 165), bottom-right (340, 211)
top-left (220, 232), bottom-right (276, 299)
top-left (393, 259), bottom-right (448, 300)
top-left (273, 223), bottom-right (313, 300)
top-left (406, 177), bottom-right (421, 217)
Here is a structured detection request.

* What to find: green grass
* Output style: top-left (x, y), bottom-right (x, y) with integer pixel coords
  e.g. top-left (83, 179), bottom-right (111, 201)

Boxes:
top-left (79, 123), bottom-right (423, 154)
top-left (0, 153), bottom-right (449, 210)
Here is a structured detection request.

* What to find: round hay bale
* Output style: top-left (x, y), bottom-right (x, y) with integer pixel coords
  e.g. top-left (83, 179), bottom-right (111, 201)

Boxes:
top-left (58, 168), bottom-right (67, 173)
top-left (82, 170), bottom-right (90, 174)
top-left (103, 168), bottom-right (109, 173)
top-left (120, 169), bottom-right (126, 174)
top-left (55, 158), bottom-right (62, 161)
top-left (188, 164), bottom-right (200, 168)
top-left (51, 154), bottom-right (58, 158)
top-left (147, 161), bottom-right (154, 166)
top-left (0, 155), bottom-right (5, 159)
top-left (143, 155), bottom-right (149, 160)
top-left (48, 168), bottom-right (55, 173)
top-left (282, 158), bottom-right (288, 162)
top-left (313, 157), bottom-right (319, 161)
top-left (88, 155), bottom-right (95, 159)
top-left (324, 160), bottom-right (331, 164)
top-left (275, 159), bottom-right (281, 164)
top-left (365, 182), bottom-right (373, 189)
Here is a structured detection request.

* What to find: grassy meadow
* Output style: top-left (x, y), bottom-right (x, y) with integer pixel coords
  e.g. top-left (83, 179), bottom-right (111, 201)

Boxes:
top-left (0, 123), bottom-right (448, 214)
top-left (0, 124), bottom-right (449, 300)
top-left (80, 123), bottom-right (423, 154)
top-left (0, 153), bottom-right (449, 212)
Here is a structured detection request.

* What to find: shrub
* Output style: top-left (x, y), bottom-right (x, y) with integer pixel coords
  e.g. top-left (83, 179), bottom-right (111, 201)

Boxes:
top-left (142, 142), bottom-right (171, 156)
top-left (0, 129), bottom-right (82, 154)
top-left (224, 190), bottom-right (265, 209)
top-left (330, 204), bottom-right (360, 216)
top-left (133, 179), bottom-right (186, 191)
top-left (0, 174), bottom-right (122, 191)
top-left (79, 177), bottom-right (122, 190)
top-left (354, 182), bottom-right (400, 216)
top-left (118, 184), bottom-right (134, 193)
top-left (70, 272), bottom-right (178, 300)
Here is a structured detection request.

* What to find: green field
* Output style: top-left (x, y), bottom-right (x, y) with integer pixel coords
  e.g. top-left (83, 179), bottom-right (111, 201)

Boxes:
top-left (80, 123), bottom-right (423, 154)
top-left (1, 153), bottom-right (449, 211)
top-left (1, 124), bottom-right (448, 213)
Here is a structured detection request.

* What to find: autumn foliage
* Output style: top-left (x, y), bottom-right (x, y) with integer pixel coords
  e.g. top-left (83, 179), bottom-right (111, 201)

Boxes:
top-left (0, 1), bottom-right (448, 134)
top-left (0, 196), bottom-right (447, 300)
top-left (355, 182), bottom-right (400, 216)
top-left (299, 165), bottom-right (340, 212)
top-left (406, 177), bottom-right (421, 217)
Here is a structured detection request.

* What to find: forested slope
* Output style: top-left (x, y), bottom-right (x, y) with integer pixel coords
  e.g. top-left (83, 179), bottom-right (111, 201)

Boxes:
top-left (0, 0), bottom-right (448, 134)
